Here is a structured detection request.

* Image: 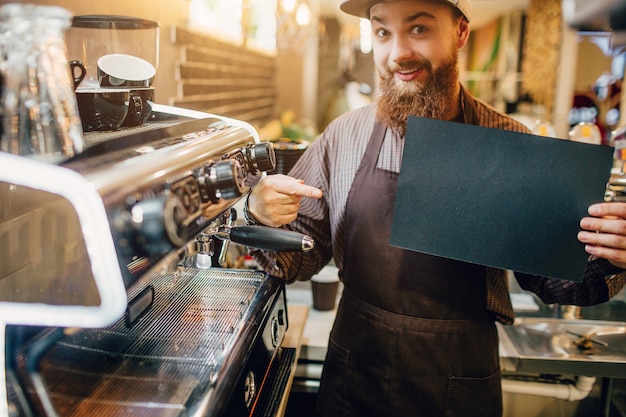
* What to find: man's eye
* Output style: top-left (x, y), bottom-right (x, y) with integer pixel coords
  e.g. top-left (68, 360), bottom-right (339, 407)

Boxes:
top-left (411, 25), bottom-right (427, 34)
top-left (374, 28), bottom-right (388, 38)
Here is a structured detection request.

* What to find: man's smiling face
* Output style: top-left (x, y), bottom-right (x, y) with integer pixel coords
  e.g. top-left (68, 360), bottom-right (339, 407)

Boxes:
top-left (370, 0), bottom-right (469, 132)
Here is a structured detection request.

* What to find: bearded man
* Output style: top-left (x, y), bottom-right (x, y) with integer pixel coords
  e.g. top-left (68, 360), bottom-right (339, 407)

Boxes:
top-left (244, 1), bottom-right (626, 416)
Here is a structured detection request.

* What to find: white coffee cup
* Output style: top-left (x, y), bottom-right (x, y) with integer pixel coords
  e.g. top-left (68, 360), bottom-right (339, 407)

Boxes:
top-left (98, 54), bottom-right (156, 88)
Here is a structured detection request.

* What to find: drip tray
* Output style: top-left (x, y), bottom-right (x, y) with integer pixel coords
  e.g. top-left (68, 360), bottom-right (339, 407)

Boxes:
top-left (22, 269), bottom-right (278, 417)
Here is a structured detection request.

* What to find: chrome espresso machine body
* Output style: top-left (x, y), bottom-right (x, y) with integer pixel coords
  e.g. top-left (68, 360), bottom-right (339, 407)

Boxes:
top-left (0, 105), bottom-right (310, 417)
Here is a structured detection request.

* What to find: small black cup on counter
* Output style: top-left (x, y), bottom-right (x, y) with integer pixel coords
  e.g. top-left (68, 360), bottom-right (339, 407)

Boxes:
top-left (75, 88), bottom-right (136, 132)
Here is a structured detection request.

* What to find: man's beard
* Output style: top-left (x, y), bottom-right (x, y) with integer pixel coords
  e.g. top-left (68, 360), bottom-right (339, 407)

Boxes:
top-left (376, 51), bottom-right (459, 135)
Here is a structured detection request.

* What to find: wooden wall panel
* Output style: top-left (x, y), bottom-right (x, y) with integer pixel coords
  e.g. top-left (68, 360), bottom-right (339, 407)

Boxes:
top-left (171, 27), bottom-right (278, 127)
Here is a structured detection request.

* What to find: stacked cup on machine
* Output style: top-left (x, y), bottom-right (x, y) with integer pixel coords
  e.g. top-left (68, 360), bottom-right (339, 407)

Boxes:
top-left (65, 15), bottom-right (159, 131)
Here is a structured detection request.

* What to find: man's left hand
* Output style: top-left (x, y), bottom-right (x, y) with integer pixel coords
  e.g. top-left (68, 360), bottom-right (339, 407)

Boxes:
top-left (579, 202), bottom-right (626, 269)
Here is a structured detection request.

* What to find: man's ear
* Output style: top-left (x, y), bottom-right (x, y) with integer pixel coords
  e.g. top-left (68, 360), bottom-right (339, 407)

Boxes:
top-left (456, 19), bottom-right (470, 49)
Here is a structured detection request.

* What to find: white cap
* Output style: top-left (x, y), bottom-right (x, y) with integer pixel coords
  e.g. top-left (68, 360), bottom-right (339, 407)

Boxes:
top-left (340, 0), bottom-right (471, 22)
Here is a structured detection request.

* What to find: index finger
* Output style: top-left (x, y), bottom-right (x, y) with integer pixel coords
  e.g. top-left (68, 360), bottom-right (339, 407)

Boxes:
top-left (588, 202), bottom-right (626, 219)
top-left (281, 178), bottom-right (323, 199)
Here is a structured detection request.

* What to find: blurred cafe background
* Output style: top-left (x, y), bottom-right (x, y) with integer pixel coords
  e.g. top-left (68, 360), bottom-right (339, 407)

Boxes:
top-left (1, 1), bottom-right (626, 417)
top-left (10, 0), bottom-right (626, 145)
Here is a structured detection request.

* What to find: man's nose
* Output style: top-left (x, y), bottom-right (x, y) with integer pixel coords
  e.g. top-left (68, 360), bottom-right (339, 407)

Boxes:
top-left (389, 35), bottom-right (414, 62)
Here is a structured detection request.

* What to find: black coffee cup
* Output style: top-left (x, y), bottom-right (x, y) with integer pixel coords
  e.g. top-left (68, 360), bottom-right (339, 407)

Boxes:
top-left (75, 88), bottom-right (131, 131)
top-left (121, 87), bottom-right (154, 127)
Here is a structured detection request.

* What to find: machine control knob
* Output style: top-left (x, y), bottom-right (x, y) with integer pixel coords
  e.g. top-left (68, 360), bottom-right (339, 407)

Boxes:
top-left (244, 370), bottom-right (257, 409)
top-left (270, 316), bottom-right (281, 347)
top-left (197, 159), bottom-right (247, 203)
top-left (214, 159), bottom-right (247, 200)
top-left (163, 194), bottom-right (190, 247)
top-left (245, 142), bottom-right (276, 173)
top-left (197, 162), bottom-right (219, 204)
top-left (130, 194), bottom-right (189, 253)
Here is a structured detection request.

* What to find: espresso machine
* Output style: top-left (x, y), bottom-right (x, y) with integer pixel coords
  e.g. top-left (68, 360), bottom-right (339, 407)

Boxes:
top-left (0, 4), bottom-right (313, 415)
top-left (0, 103), bottom-right (313, 417)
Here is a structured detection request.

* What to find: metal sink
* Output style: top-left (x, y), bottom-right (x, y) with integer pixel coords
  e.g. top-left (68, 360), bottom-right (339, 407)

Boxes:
top-left (498, 317), bottom-right (626, 377)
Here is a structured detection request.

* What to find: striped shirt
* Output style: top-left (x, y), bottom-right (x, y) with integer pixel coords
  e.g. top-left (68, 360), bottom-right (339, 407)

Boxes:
top-left (247, 85), bottom-right (626, 324)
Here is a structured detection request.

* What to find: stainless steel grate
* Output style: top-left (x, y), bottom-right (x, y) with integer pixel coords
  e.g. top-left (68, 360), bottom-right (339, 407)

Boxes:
top-left (33, 269), bottom-right (271, 416)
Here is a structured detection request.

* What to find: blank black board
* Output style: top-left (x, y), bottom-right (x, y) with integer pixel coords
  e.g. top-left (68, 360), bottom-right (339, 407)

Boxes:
top-left (390, 116), bottom-right (614, 282)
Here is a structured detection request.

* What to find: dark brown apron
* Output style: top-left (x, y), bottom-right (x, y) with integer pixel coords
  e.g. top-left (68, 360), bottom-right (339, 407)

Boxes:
top-left (315, 122), bottom-right (503, 417)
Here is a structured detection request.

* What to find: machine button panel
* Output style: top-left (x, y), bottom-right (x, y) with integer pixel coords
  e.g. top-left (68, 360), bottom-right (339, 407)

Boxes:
top-left (171, 175), bottom-right (202, 217)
